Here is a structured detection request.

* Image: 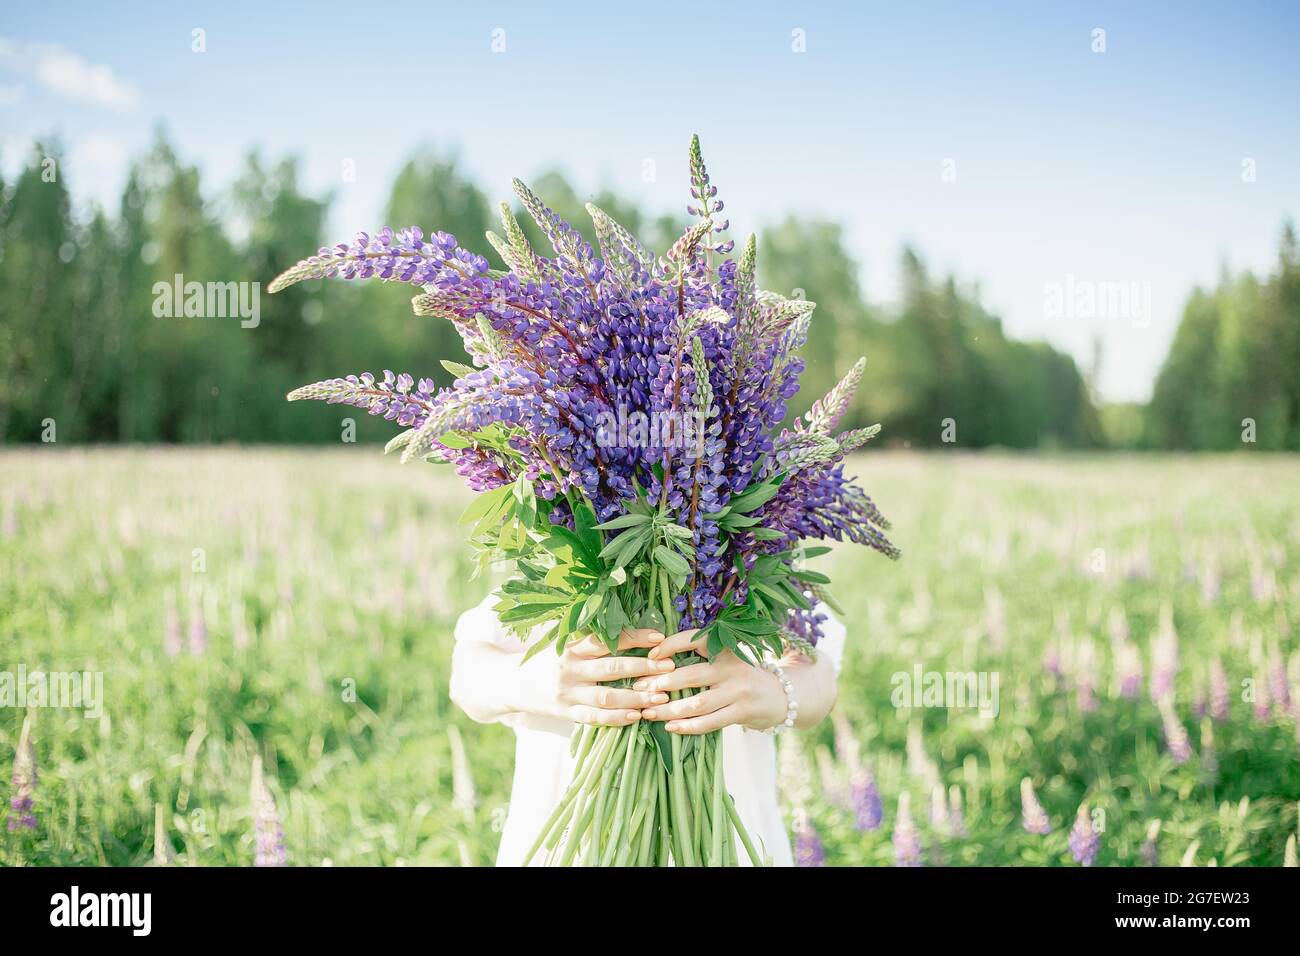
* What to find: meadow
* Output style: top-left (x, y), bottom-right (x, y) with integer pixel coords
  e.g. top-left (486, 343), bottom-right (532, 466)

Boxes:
top-left (1, 448), bottom-right (1298, 866)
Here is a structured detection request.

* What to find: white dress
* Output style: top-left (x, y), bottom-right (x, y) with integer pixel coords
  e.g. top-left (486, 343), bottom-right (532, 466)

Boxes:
top-left (452, 595), bottom-right (845, 866)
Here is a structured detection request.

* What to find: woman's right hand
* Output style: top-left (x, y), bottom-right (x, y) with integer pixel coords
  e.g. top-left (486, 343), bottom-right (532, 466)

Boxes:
top-left (556, 629), bottom-right (675, 726)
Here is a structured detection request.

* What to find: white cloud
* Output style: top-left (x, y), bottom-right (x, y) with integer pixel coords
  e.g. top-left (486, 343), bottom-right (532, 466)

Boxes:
top-left (0, 37), bottom-right (137, 111)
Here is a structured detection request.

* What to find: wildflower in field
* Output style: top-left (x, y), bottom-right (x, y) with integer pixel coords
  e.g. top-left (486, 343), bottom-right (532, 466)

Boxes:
top-left (1268, 643), bottom-right (1290, 713)
top-left (1158, 698), bottom-right (1192, 764)
top-left (906, 721), bottom-right (940, 793)
top-left (892, 792), bottom-right (924, 867)
top-left (250, 756), bottom-right (287, 867)
top-left (1020, 778), bottom-right (1051, 835)
top-left (1149, 605), bottom-right (1179, 702)
top-left (1192, 682), bottom-right (1207, 720)
top-left (1199, 560), bottom-right (1220, 603)
top-left (850, 765), bottom-right (883, 832)
top-left (188, 602), bottom-right (207, 656)
top-left (1068, 804), bottom-right (1100, 866)
top-left (1042, 642), bottom-right (1062, 681)
top-left (947, 785), bottom-right (968, 839)
top-left (1139, 820), bottom-right (1161, 866)
top-left (7, 715), bottom-right (37, 831)
top-left (816, 747), bottom-right (849, 810)
top-left (792, 808), bottom-right (825, 867)
top-left (1115, 641), bottom-right (1143, 699)
top-left (1209, 657), bottom-right (1230, 721)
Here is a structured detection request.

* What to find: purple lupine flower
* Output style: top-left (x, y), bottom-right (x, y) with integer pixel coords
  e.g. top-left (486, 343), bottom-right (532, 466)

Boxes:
top-left (850, 765), bottom-right (883, 832)
top-left (1149, 610), bottom-right (1179, 702)
top-left (1269, 643), bottom-right (1291, 713)
top-left (1020, 778), bottom-right (1052, 835)
top-left (1043, 643), bottom-right (1063, 681)
top-left (1159, 699), bottom-right (1192, 764)
top-left (1075, 652), bottom-right (1098, 713)
top-left (1068, 804), bottom-right (1100, 866)
top-left (1191, 684), bottom-right (1207, 721)
top-left (1209, 657), bottom-right (1230, 721)
top-left (250, 757), bottom-right (287, 867)
top-left (1116, 641), bottom-right (1143, 699)
top-left (271, 137), bottom-right (899, 686)
top-left (188, 603), bottom-right (207, 656)
top-left (892, 792), bottom-right (924, 867)
top-left (792, 808), bottom-right (825, 867)
top-left (7, 715), bottom-right (37, 831)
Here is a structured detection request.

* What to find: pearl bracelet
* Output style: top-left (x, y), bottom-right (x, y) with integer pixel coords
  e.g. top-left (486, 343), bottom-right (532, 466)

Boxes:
top-left (761, 659), bottom-right (798, 734)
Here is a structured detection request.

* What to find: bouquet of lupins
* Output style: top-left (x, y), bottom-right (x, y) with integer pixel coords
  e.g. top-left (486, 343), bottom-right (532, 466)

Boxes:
top-left (272, 137), bottom-right (898, 866)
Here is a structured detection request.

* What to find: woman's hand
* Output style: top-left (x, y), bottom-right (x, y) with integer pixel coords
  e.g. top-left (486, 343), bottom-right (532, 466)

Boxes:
top-left (631, 629), bottom-right (788, 735)
top-left (555, 629), bottom-right (676, 727)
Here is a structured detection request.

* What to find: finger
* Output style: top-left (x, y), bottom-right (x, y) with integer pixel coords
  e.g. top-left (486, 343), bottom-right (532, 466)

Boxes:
top-left (648, 628), bottom-right (704, 660)
top-left (567, 685), bottom-right (669, 711)
top-left (630, 661), bottom-right (715, 694)
top-left (567, 705), bottom-right (643, 727)
top-left (571, 655), bottom-right (675, 683)
top-left (665, 704), bottom-right (744, 735)
top-left (641, 687), bottom-right (736, 723)
top-left (618, 627), bottom-right (666, 650)
top-left (567, 633), bottom-right (613, 659)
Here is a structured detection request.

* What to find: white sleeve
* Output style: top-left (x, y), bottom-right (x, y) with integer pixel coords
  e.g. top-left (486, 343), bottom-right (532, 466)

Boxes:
top-left (813, 606), bottom-right (847, 678)
top-left (453, 592), bottom-right (525, 655)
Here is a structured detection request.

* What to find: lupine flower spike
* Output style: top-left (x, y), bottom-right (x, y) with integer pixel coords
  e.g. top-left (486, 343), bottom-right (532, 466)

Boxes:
top-left (792, 808), bottom-right (825, 867)
top-left (7, 714), bottom-right (37, 831)
top-left (1159, 698), bottom-right (1193, 764)
top-left (1020, 778), bottom-right (1051, 835)
top-left (250, 755), bottom-right (287, 867)
top-left (892, 792), bottom-right (924, 867)
top-left (1068, 803), bottom-right (1100, 866)
top-left (1139, 820), bottom-right (1162, 866)
top-left (850, 765), bottom-right (883, 832)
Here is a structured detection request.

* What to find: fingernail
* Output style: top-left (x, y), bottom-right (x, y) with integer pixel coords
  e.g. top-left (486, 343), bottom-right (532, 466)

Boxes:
top-left (651, 693), bottom-right (668, 704)
top-left (656, 660), bottom-right (674, 671)
top-left (632, 680), bottom-right (649, 691)
top-left (665, 722), bottom-right (679, 732)
top-left (625, 711), bottom-right (641, 721)
top-left (642, 709), bottom-right (657, 720)
top-left (649, 631), bottom-right (665, 642)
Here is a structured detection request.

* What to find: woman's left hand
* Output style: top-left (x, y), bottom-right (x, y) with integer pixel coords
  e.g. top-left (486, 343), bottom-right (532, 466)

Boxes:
top-left (630, 628), bottom-right (787, 734)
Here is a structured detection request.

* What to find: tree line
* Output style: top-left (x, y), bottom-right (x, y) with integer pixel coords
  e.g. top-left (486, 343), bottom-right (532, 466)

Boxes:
top-left (9, 133), bottom-right (1284, 451)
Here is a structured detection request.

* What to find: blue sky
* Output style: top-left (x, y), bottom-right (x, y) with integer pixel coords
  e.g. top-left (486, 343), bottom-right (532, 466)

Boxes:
top-left (3, 1), bottom-right (1297, 401)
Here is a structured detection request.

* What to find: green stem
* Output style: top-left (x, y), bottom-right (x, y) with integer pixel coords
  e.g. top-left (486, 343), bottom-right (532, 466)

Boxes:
top-left (709, 731), bottom-right (726, 866)
top-left (725, 792), bottom-right (763, 867)
top-left (669, 722), bottom-right (695, 866)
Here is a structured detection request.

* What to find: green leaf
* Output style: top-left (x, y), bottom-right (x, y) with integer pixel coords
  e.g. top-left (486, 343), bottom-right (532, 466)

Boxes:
top-left (652, 545), bottom-right (690, 579)
top-left (593, 513), bottom-right (652, 531)
top-left (647, 721), bottom-right (674, 774)
top-left (729, 481), bottom-right (781, 513)
top-left (459, 485), bottom-right (511, 525)
top-left (440, 360), bottom-right (478, 379)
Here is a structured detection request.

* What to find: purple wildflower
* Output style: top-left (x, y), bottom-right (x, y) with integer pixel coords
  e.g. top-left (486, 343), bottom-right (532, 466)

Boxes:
top-left (251, 756), bottom-right (287, 867)
top-left (1269, 643), bottom-right (1291, 713)
top-left (7, 715), bottom-right (37, 831)
top-left (792, 808), bottom-right (825, 867)
top-left (1115, 642), bottom-right (1143, 699)
top-left (947, 785), bottom-right (968, 839)
top-left (1209, 657), bottom-right (1230, 721)
top-left (850, 765), bottom-right (883, 832)
top-left (1068, 804), bottom-right (1101, 866)
top-left (1020, 778), bottom-right (1052, 835)
top-left (1159, 699), bottom-right (1192, 764)
top-left (892, 792), bottom-right (924, 867)
top-left (188, 602), bottom-right (207, 656)
top-left (164, 595), bottom-right (182, 658)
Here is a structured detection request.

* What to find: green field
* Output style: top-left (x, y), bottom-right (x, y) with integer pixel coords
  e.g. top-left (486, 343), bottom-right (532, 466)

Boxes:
top-left (2, 448), bottom-right (1298, 866)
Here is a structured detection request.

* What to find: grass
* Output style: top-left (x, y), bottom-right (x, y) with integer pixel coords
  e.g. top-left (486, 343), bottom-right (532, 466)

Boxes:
top-left (1, 447), bottom-right (1297, 866)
